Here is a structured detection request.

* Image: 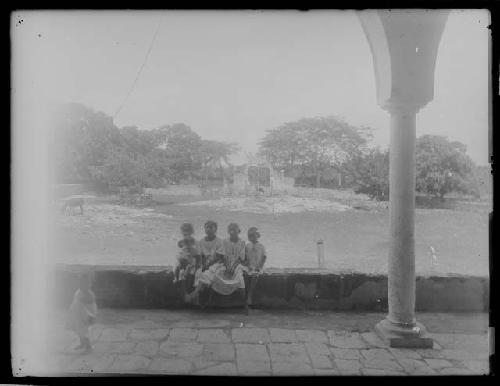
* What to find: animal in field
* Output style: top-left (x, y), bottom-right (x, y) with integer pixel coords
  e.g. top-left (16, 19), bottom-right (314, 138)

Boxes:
top-left (61, 197), bottom-right (84, 215)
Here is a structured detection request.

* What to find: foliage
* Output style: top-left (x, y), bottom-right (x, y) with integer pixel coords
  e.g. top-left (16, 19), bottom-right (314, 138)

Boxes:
top-left (196, 140), bottom-right (239, 183)
top-left (415, 135), bottom-right (479, 198)
top-left (345, 148), bottom-right (390, 201)
top-left (49, 103), bottom-right (122, 183)
top-left (345, 135), bottom-right (481, 201)
top-left (258, 116), bottom-right (372, 188)
top-left (473, 164), bottom-right (491, 198)
top-left (50, 103), bottom-right (238, 189)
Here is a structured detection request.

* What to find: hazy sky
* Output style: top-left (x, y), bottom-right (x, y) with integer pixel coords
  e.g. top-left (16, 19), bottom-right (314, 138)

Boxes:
top-left (12, 10), bottom-right (490, 165)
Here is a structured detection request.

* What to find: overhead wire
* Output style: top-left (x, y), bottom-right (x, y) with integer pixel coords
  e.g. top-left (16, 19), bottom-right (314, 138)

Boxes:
top-left (113, 15), bottom-right (163, 121)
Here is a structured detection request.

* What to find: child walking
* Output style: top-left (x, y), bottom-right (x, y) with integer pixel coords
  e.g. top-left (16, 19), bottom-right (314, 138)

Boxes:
top-left (66, 272), bottom-right (97, 353)
top-left (244, 227), bottom-right (267, 306)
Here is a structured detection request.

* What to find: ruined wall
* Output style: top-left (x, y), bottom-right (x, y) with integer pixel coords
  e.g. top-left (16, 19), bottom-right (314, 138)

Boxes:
top-left (225, 164), bottom-right (294, 196)
top-left (49, 264), bottom-right (489, 312)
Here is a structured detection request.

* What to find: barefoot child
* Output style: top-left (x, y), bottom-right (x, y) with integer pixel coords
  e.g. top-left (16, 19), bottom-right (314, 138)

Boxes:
top-left (66, 272), bottom-right (97, 353)
top-left (173, 223), bottom-right (200, 284)
top-left (244, 227), bottom-right (267, 306)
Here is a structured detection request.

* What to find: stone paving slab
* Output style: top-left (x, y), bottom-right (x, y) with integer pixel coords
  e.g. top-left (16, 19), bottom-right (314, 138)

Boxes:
top-left (330, 348), bottom-right (363, 359)
top-left (203, 343), bottom-right (235, 361)
top-left (98, 328), bottom-right (129, 342)
top-left (328, 331), bottom-right (368, 349)
top-left (296, 329), bottom-right (329, 343)
top-left (108, 354), bottom-right (150, 373)
top-left (269, 328), bottom-right (298, 343)
top-left (93, 341), bottom-right (136, 354)
top-left (232, 328), bottom-right (270, 343)
top-left (195, 362), bottom-right (238, 375)
top-left (135, 341), bottom-right (160, 357)
top-left (305, 342), bottom-right (331, 356)
top-left (129, 328), bottom-right (169, 341)
top-left (197, 329), bottom-right (231, 343)
top-left (168, 328), bottom-right (198, 342)
top-left (309, 354), bottom-right (334, 369)
top-left (43, 309), bottom-right (490, 376)
top-left (235, 343), bottom-right (270, 362)
top-left (159, 341), bottom-right (204, 358)
top-left (269, 343), bottom-right (310, 364)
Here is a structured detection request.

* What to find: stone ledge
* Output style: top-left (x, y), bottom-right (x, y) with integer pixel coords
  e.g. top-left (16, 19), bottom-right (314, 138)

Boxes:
top-left (48, 264), bottom-right (489, 312)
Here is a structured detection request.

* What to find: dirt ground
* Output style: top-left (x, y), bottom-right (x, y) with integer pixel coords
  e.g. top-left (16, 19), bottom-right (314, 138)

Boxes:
top-left (50, 187), bottom-right (490, 276)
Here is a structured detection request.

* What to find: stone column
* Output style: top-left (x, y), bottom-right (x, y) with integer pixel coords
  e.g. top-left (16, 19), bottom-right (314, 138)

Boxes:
top-left (374, 104), bottom-right (433, 347)
top-left (357, 9), bottom-right (450, 348)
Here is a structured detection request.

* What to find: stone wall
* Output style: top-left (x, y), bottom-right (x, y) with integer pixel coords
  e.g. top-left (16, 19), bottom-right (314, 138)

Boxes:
top-left (49, 264), bottom-right (489, 312)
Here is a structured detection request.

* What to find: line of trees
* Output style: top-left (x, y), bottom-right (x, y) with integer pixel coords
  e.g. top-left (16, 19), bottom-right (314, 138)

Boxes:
top-left (257, 116), bottom-right (486, 200)
top-left (257, 116), bottom-right (373, 189)
top-left (51, 103), bottom-right (487, 201)
top-left (49, 103), bottom-right (239, 190)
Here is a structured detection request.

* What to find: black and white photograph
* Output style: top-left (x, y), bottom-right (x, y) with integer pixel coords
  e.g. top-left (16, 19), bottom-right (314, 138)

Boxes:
top-left (11, 9), bottom-right (492, 377)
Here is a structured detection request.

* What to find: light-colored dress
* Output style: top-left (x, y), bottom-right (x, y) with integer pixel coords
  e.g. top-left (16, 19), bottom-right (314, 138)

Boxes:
top-left (65, 289), bottom-right (97, 339)
top-left (198, 237), bottom-right (247, 295)
top-left (245, 241), bottom-right (266, 275)
top-left (196, 237), bottom-right (225, 288)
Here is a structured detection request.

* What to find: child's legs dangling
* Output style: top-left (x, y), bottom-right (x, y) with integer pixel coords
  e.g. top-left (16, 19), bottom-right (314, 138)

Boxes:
top-left (247, 274), bottom-right (259, 305)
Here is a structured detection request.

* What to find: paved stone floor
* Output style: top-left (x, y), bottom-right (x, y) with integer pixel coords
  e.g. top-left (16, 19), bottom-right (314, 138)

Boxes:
top-left (41, 309), bottom-right (490, 376)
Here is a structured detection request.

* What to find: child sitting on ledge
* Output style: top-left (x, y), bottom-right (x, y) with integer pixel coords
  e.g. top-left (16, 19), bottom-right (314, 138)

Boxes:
top-left (173, 223), bottom-right (200, 284)
top-left (244, 227), bottom-right (267, 306)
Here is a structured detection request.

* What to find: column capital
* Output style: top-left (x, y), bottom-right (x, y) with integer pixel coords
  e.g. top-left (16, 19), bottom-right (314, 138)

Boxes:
top-left (381, 99), bottom-right (422, 116)
top-left (357, 10), bottom-right (450, 113)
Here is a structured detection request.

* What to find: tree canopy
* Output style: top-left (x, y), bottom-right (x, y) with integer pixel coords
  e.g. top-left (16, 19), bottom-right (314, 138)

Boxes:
top-left (415, 135), bottom-right (479, 198)
top-left (258, 116), bottom-right (372, 188)
top-left (50, 103), bottom-right (239, 189)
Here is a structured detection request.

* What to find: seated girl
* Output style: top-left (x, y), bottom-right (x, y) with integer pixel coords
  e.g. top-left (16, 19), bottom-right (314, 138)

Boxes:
top-left (243, 227), bottom-right (267, 306)
top-left (187, 222), bottom-right (247, 307)
top-left (184, 220), bottom-right (225, 304)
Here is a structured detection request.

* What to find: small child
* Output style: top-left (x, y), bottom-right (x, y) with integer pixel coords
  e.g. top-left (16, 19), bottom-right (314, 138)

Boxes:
top-left (244, 227), bottom-right (267, 306)
top-left (173, 223), bottom-right (200, 284)
top-left (65, 272), bottom-right (97, 353)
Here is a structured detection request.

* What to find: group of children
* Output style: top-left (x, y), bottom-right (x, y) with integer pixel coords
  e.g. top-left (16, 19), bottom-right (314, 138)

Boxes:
top-left (174, 220), bottom-right (267, 308)
top-left (65, 220), bottom-right (266, 353)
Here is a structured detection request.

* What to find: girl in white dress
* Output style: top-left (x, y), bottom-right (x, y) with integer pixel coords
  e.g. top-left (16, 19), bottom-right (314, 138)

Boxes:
top-left (185, 220), bottom-right (225, 304)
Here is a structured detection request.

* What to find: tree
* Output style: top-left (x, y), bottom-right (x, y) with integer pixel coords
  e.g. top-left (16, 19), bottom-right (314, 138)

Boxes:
top-left (161, 123), bottom-right (203, 182)
top-left (51, 103), bottom-right (238, 189)
top-left (257, 125), bottom-right (302, 173)
top-left (50, 103), bottom-right (122, 183)
top-left (415, 135), bottom-right (479, 198)
top-left (197, 140), bottom-right (239, 184)
top-left (120, 126), bottom-right (166, 158)
top-left (345, 147), bottom-right (389, 201)
top-left (258, 116), bottom-right (372, 188)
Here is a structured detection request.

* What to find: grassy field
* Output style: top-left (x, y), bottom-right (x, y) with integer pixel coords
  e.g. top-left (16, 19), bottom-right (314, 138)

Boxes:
top-left (50, 187), bottom-right (490, 276)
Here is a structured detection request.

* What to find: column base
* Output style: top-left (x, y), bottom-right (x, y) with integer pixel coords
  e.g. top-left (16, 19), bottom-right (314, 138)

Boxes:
top-left (375, 318), bottom-right (433, 348)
